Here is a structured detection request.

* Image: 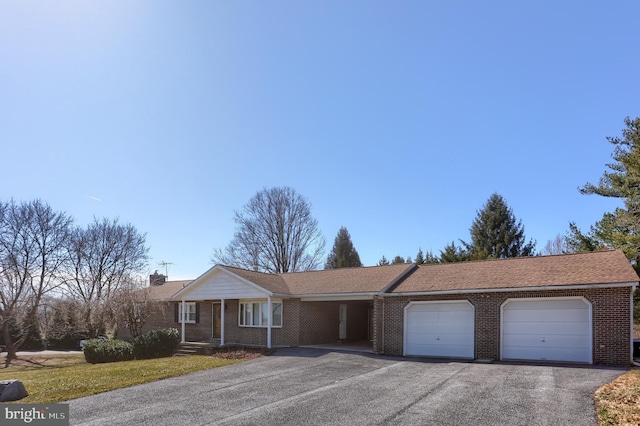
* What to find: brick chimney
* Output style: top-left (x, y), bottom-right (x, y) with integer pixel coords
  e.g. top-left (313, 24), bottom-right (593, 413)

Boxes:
top-left (149, 270), bottom-right (167, 286)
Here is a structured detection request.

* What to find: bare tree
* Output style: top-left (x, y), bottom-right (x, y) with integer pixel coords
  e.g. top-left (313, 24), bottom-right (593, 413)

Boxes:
top-left (212, 186), bottom-right (326, 273)
top-left (541, 234), bottom-right (570, 255)
top-left (65, 218), bottom-right (149, 338)
top-left (39, 298), bottom-right (86, 349)
top-left (0, 200), bottom-right (72, 361)
top-left (109, 277), bottom-right (161, 338)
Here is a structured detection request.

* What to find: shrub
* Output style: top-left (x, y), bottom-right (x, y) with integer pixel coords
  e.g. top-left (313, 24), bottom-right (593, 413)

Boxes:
top-left (83, 339), bottom-right (134, 364)
top-left (132, 328), bottom-right (180, 359)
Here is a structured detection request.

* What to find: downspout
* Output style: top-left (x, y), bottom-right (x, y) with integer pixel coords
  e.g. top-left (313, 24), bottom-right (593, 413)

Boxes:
top-left (220, 298), bottom-right (225, 347)
top-left (267, 296), bottom-right (272, 349)
top-left (631, 285), bottom-right (640, 366)
top-left (181, 299), bottom-right (186, 344)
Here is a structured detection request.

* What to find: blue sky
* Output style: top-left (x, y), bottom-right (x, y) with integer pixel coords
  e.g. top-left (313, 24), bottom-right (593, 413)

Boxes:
top-left (2, 1), bottom-right (639, 280)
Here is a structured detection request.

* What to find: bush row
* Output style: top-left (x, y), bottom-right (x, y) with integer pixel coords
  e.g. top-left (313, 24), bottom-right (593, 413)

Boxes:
top-left (83, 328), bottom-right (180, 364)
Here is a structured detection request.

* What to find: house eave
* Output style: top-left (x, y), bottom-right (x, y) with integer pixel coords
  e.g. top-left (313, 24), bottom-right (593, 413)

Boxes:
top-left (385, 281), bottom-right (638, 297)
top-left (171, 265), bottom-right (274, 300)
top-left (298, 293), bottom-right (378, 302)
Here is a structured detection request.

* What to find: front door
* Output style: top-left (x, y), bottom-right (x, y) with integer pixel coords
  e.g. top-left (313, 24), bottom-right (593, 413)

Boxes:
top-left (212, 303), bottom-right (221, 339)
top-left (339, 304), bottom-right (347, 340)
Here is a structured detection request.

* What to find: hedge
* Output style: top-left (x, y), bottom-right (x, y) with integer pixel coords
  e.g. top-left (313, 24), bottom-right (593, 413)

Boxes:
top-left (131, 328), bottom-right (180, 359)
top-left (83, 339), bottom-right (134, 364)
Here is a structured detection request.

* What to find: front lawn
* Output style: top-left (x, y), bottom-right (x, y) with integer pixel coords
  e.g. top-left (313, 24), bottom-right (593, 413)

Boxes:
top-left (0, 354), bottom-right (241, 404)
top-left (595, 368), bottom-right (640, 425)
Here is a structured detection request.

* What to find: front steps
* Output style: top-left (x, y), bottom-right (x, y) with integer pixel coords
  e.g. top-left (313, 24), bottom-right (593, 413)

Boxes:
top-left (175, 339), bottom-right (223, 356)
top-left (175, 343), bottom-right (205, 356)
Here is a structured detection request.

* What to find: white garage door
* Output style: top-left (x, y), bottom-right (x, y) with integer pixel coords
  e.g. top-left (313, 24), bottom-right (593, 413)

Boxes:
top-left (501, 297), bottom-right (592, 363)
top-left (404, 301), bottom-right (474, 358)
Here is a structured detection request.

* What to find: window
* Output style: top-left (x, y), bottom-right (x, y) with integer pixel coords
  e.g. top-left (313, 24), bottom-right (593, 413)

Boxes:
top-left (239, 301), bottom-right (282, 327)
top-left (177, 302), bottom-right (197, 323)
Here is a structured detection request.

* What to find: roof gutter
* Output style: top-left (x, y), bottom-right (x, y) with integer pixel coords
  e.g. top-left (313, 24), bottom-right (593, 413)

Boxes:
top-left (297, 292), bottom-right (379, 302)
top-left (385, 281), bottom-right (638, 297)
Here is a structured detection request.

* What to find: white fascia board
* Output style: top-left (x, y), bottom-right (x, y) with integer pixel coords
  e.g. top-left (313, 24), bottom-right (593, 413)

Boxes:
top-left (299, 293), bottom-right (377, 302)
top-left (172, 265), bottom-right (273, 300)
top-left (385, 281), bottom-right (638, 297)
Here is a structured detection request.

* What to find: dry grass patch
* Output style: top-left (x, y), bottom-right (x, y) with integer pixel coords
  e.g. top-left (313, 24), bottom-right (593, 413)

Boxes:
top-left (208, 345), bottom-right (272, 360)
top-left (0, 354), bottom-right (241, 404)
top-left (595, 368), bottom-right (640, 426)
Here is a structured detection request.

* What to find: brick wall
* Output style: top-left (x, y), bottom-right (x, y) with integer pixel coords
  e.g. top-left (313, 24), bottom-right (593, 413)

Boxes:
top-left (296, 301), bottom-right (371, 345)
top-left (223, 299), bottom-right (301, 347)
top-left (118, 301), bottom-right (214, 342)
top-left (373, 296), bottom-right (384, 353)
top-left (380, 287), bottom-right (633, 366)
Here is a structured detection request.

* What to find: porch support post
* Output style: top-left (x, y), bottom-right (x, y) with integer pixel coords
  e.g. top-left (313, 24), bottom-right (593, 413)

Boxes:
top-left (220, 298), bottom-right (225, 347)
top-left (267, 296), bottom-right (272, 349)
top-left (181, 299), bottom-right (186, 343)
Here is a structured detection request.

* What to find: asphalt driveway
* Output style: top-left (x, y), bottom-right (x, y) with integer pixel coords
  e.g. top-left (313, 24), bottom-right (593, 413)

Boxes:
top-left (68, 348), bottom-right (625, 425)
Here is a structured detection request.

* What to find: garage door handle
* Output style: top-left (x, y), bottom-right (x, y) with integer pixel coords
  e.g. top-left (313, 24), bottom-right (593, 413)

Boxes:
top-left (436, 336), bottom-right (440, 341)
top-left (541, 338), bottom-right (546, 342)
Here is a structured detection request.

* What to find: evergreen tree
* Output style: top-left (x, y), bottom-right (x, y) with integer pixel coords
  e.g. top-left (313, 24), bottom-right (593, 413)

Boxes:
top-left (377, 255), bottom-right (390, 266)
top-left (579, 117), bottom-right (640, 268)
top-left (439, 241), bottom-right (469, 262)
top-left (415, 248), bottom-right (425, 265)
top-left (463, 193), bottom-right (535, 259)
top-left (324, 227), bottom-right (363, 269)
top-left (391, 255), bottom-right (405, 264)
top-left (424, 249), bottom-right (440, 264)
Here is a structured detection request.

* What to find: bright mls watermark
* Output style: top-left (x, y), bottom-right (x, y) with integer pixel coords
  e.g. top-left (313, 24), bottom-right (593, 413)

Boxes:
top-left (2, 404), bottom-right (68, 425)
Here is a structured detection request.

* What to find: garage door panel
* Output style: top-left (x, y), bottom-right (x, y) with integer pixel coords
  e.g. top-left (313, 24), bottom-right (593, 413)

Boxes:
top-left (503, 321), bottom-right (589, 335)
top-left (503, 309), bottom-right (588, 323)
top-left (408, 310), bottom-right (474, 324)
top-left (409, 303), bottom-right (473, 312)
top-left (502, 298), bottom-right (591, 363)
top-left (503, 334), bottom-right (590, 349)
top-left (406, 343), bottom-right (472, 358)
top-left (406, 332), bottom-right (474, 347)
top-left (406, 320), bottom-right (473, 335)
top-left (504, 299), bottom-right (588, 311)
top-left (503, 345), bottom-right (590, 362)
top-left (405, 301), bottom-right (474, 359)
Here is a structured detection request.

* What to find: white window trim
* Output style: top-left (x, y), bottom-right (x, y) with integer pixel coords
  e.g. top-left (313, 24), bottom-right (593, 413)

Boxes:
top-left (238, 299), bottom-right (283, 328)
top-left (179, 302), bottom-right (197, 324)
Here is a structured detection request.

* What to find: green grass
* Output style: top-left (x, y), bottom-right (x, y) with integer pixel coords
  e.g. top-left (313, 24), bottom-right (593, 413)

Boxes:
top-left (0, 354), bottom-right (240, 404)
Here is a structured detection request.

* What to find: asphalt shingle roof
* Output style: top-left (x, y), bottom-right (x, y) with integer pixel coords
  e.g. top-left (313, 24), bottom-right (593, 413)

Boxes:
top-left (148, 250), bottom-right (638, 300)
top-left (145, 280), bottom-right (193, 300)
top-left (391, 250), bottom-right (638, 293)
top-left (224, 263), bottom-right (416, 295)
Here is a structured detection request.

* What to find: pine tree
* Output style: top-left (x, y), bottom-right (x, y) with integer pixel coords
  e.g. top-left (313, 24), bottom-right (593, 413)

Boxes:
top-left (463, 193), bottom-right (535, 259)
top-left (424, 249), bottom-right (440, 264)
top-left (377, 255), bottom-right (390, 266)
top-left (391, 255), bottom-right (405, 264)
top-left (579, 117), bottom-right (640, 268)
top-left (415, 248), bottom-right (425, 265)
top-left (324, 227), bottom-right (363, 269)
top-left (439, 241), bottom-right (469, 262)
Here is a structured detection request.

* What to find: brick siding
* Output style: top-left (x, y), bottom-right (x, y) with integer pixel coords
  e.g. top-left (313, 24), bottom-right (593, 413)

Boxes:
top-left (379, 287), bottom-right (632, 366)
